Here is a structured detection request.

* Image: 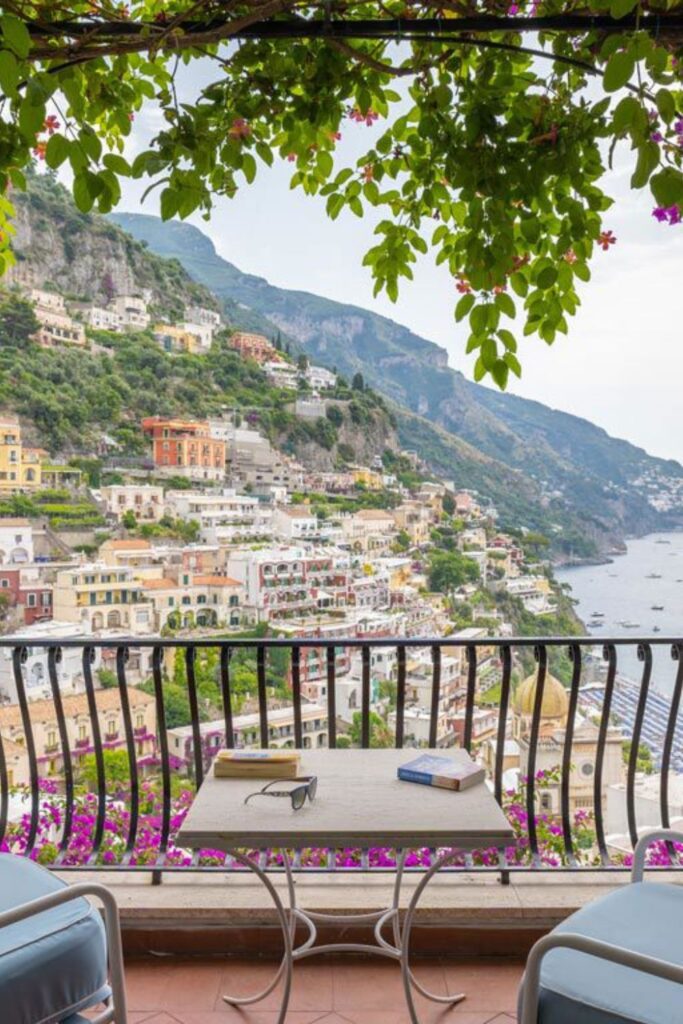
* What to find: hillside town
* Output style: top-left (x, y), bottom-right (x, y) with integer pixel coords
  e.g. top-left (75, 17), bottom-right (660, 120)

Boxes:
top-left (0, 274), bottom-right (676, 857)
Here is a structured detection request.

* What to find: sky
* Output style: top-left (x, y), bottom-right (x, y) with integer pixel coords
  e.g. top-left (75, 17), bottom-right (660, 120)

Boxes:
top-left (111, 55), bottom-right (683, 465)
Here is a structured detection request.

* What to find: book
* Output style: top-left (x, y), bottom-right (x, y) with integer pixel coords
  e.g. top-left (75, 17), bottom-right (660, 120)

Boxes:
top-left (397, 754), bottom-right (485, 791)
top-left (213, 750), bottom-right (301, 779)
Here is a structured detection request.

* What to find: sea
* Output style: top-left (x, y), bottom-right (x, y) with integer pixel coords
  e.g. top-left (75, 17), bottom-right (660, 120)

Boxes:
top-left (556, 532), bottom-right (683, 696)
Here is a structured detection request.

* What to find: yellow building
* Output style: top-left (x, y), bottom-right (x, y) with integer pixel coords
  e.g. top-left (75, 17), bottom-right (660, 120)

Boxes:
top-left (349, 465), bottom-right (384, 490)
top-left (53, 563), bottom-right (154, 634)
top-left (0, 416), bottom-right (43, 493)
top-left (153, 323), bottom-right (207, 355)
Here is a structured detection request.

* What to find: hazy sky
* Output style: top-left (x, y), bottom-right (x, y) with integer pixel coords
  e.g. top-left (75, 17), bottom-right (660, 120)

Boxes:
top-left (111, 56), bottom-right (683, 464)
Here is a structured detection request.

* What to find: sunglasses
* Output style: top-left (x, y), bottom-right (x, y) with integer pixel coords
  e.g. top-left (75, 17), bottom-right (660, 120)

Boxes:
top-left (244, 776), bottom-right (318, 811)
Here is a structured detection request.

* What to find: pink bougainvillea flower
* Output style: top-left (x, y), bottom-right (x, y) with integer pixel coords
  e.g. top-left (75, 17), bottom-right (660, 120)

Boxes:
top-left (32, 142), bottom-right (47, 161)
top-left (43, 115), bottom-right (60, 135)
top-left (564, 248), bottom-right (577, 264)
top-left (651, 131), bottom-right (664, 143)
top-left (287, 152), bottom-right (296, 162)
top-left (349, 108), bottom-right (379, 126)
top-left (329, 131), bottom-right (342, 141)
top-left (455, 276), bottom-right (472, 294)
top-left (508, 3), bottom-right (520, 13)
top-left (229, 118), bottom-right (251, 140)
top-left (598, 230), bottom-right (616, 250)
top-left (652, 205), bottom-right (681, 225)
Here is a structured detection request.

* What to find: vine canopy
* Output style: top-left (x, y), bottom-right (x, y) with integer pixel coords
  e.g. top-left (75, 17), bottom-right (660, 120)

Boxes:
top-left (0, 2), bottom-right (682, 386)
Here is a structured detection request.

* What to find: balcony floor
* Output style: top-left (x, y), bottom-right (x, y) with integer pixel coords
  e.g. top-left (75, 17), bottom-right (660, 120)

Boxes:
top-left (122, 954), bottom-right (522, 1023)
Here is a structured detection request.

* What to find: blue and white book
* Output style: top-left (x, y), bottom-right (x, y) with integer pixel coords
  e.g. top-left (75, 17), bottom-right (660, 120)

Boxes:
top-left (397, 754), bottom-right (485, 791)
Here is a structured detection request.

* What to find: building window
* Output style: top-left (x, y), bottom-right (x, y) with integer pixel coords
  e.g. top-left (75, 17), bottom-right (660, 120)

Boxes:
top-left (26, 593), bottom-right (36, 607)
top-left (47, 730), bottom-right (56, 747)
top-left (136, 714), bottom-right (144, 728)
top-left (78, 724), bottom-right (87, 741)
top-left (107, 720), bottom-right (117, 737)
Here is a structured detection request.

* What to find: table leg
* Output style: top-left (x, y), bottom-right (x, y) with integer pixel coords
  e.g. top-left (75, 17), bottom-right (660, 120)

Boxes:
top-left (221, 849), bottom-right (294, 1024)
top-left (399, 848), bottom-right (466, 1024)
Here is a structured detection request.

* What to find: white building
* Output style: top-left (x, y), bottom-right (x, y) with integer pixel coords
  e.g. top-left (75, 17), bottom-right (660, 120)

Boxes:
top-left (0, 622), bottom-right (103, 703)
top-left (306, 365), bottom-right (337, 390)
top-left (110, 295), bottom-right (150, 331)
top-left (271, 506), bottom-right (319, 542)
top-left (263, 361), bottom-right (299, 390)
top-left (85, 306), bottom-right (122, 332)
top-left (0, 519), bottom-right (34, 564)
top-left (100, 484), bottom-right (165, 523)
top-left (181, 321), bottom-right (213, 352)
top-left (226, 546), bottom-right (349, 620)
top-left (185, 305), bottom-right (221, 329)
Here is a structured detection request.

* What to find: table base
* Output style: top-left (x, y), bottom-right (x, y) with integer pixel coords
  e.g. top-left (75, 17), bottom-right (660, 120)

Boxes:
top-left (222, 848), bottom-right (466, 1024)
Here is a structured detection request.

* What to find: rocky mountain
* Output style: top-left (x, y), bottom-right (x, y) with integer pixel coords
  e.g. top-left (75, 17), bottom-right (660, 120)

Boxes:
top-left (112, 211), bottom-right (683, 549)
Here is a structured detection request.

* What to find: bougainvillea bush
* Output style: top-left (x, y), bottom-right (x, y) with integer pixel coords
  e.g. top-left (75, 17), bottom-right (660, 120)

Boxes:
top-left (1, 769), bottom-right (609, 871)
top-left (0, 4), bottom-right (681, 384)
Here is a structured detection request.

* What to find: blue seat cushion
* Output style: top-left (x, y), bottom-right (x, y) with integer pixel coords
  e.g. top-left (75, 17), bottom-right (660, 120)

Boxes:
top-left (0, 854), bottom-right (109, 1024)
top-left (520, 882), bottom-right (683, 1024)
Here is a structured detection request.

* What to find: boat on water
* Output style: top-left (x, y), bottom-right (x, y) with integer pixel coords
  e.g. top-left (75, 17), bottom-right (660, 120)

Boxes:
top-left (651, 604), bottom-right (664, 611)
top-left (618, 620), bottom-right (640, 628)
top-left (646, 573), bottom-right (662, 579)
top-left (656, 539), bottom-right (671, 545)
top-left (591, 611), bottom-right (605, 618)
top-left (653, 626), bottom-right (661, 633)
top-left (588, 621), bottom-right (604, 629)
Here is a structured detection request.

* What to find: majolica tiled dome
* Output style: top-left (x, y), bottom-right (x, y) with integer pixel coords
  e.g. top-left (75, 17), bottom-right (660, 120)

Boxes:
top-left (513, 672), bottom-right (569, 721)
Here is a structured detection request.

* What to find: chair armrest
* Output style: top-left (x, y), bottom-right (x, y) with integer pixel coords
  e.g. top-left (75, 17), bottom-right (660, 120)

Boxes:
top-left (631, 829), bottom-right (683, 882)
top-left (519, 931), bottom-right (683, 1024)
top-left (0, 881), bottom-right (127, 1024)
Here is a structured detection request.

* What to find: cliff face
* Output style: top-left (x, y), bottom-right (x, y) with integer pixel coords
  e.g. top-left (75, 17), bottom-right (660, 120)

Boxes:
top-left (10, 176), bottom-right (217, 319)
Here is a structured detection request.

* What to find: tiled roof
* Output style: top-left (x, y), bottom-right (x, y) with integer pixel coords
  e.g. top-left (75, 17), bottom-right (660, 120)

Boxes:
top-left (0, 686), bottom-right (155, 728)
top-left (193, 575), bottom-right (241, 587)
top-left (0, 518), bottom-right (31, 527)
top-left (142, 578), bottom-right (179, 590)
top-left (104, 540), bottom-right (152, 551)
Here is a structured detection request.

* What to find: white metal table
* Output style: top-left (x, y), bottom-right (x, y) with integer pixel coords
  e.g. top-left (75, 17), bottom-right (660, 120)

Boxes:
top-left (177, 748), bottom-right (513, 1023)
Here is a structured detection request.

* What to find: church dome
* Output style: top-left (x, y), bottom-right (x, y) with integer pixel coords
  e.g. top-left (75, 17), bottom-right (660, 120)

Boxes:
top-left (513, 672), bottom-right (569, 721)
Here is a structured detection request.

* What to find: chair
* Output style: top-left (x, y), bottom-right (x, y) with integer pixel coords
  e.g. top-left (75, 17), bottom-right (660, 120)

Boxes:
top-left (518, 829), bottom-right (683, 1024)
top-left (0, 853), bottom-right (127, 1024)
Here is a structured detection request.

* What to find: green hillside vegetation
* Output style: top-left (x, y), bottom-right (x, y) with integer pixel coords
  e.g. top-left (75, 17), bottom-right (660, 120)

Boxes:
top-left (0, 292), bottom-right (389, 458)
top-left (114, 212), bottom-right (683, 548)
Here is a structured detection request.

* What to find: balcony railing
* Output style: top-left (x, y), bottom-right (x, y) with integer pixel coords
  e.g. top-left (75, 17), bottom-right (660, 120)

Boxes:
top-left (2, 636), bottom-right (683, 879)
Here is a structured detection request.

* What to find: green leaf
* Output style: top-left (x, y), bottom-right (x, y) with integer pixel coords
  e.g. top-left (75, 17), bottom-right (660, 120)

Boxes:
top-left (473, 356), bottom-right (486, 382)
top-left (651, 168), bottom-right (683, 208)
top-left (45, 134), bottom-right (70, 170)
top-left (491, 360), bottom-right (509, 389)
top-left (655, 89), bottom-right (676, 124)
top-left (1, 14), bottom-right (31, 58)
top-left (481, 337), bottom-right (498, 371)
top-left (611, 96), bottom-right (644, 134)
top-left (18, 97), bottom-right (45, 141)
top-left (0, 50), bottom-right (18, 96)
top-left (631, 141), bottom-right (659, 189)
top-left (510, 273), bottom-right (528, 298)
top-left (537, 266), bottom-right (558, 290)
top-left (498, 329), bottom-right (517, 352)
top-left (469, 304), bottom-right (489, 335)
top-left (504, 352), bottom-right (522, 378)
top-left (73, 174), bottom-right (94, 214)
top-left (79, 129), bottom-right (102, 162)
top-left (609, 0), bottom-right (638, 18)
top-left (603, 50), bottom-right (636, 92)
top-left (242, 153), bottom-right (257, 184)
top-left (573, 262), bottom-right (591, 283)
top-left (102, 154), bottom-right (131, 176)
top-left (455, 293), bottom-right (475, 322)
top-left (494, 292), bottom-right (515, 319)
top-left (160, 187), bottom-right (180, 220)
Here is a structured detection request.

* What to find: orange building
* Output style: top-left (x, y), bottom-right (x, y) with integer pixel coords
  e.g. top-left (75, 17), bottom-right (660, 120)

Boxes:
top-left (141, 418), bottom-right (226, 482)
top-left (228, 332), bottom-right (277, 365)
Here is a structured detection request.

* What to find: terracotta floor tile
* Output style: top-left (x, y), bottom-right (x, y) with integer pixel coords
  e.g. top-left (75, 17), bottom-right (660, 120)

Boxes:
top-left (441, 960), bottom-right (523, 1014)
top-left (154, 960), bottom-right (226, 1012)
top-left (335, 1012), bottom-right (502, 1024)
top-left (332, 958), bottom-right (448, 1014)
top-left (214, 957), bottom-right (334, 1013)
top-left (125, 961), bottom-right (173, 1010)
top-left (176, 1013), bottom-right (329, 1024)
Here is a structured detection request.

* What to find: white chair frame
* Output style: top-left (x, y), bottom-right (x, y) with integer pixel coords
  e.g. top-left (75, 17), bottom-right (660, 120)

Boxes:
top-left (519, 829), bottom-right (683, 1024)
top-left (0, 880), bottom-right (127, 1024)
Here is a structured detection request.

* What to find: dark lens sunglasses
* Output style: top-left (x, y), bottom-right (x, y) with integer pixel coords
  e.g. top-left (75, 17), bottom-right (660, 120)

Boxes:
top-left (244, 775), bottom-right (317, 811)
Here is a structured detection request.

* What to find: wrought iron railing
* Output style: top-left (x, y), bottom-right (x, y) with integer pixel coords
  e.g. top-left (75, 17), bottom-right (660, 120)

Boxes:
top-left (1, 636), bottom-right (683, 879)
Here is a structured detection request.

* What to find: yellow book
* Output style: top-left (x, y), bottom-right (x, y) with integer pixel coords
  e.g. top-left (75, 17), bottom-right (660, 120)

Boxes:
top-left (213, 749), bottom-right (301, 779)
